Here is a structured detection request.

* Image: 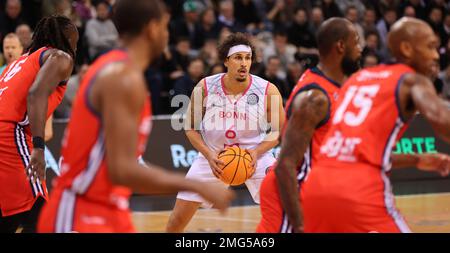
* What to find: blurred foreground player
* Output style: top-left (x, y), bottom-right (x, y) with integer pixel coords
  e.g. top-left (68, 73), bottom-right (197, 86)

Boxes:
top-left (302, 17), bottom-right (450, 232)
top-left (38, 0), bottom-right (234, 233)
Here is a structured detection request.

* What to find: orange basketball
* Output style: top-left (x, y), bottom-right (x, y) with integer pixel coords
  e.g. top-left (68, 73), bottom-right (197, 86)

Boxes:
top-left (217, 146), bottom-right (254, 186)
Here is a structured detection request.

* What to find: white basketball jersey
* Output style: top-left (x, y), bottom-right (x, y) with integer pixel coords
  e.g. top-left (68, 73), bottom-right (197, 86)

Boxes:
top-left (200, 73), bottom-right (271, 153)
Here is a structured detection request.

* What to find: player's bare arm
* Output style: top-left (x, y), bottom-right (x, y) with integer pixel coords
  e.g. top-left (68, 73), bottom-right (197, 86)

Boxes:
top-left (275, 89), bottom-right (329, 232)
top-left (185, 80), bottom-right (225, 178)
top-left (27, 49), bottom-right (74, 182)
top-left (391, 153), bottom-right (450, 176)
top-left (247, 83), bottom-right (285, 169)
top-left (399, 73), bottom-right (450, 142)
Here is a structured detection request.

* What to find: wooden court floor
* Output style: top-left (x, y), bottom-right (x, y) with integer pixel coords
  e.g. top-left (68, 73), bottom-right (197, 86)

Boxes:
top-left (132, 192), bottom-right (450, 233)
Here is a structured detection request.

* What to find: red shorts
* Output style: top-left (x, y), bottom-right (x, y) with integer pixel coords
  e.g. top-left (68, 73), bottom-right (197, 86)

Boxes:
top-left (302, 164), bottom-right (411, 233)
top-left (257, 169), bottom-right (302, 233)
top-left (0, 123), bottom-right (47, 216)
top-left (38, 188), bottom-right (135, 233)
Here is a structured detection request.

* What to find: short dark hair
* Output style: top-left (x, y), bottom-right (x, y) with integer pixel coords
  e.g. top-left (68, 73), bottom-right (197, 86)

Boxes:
top-left (316, 17), bottom-right (352, 56)
top-left (217, 32), bottom-right (255, 62)
top-left (113, 0), bottom-right (165, 37)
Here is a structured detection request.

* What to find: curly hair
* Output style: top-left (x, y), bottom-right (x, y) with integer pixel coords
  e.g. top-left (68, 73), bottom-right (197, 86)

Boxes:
top-left (217, 32), bottom-right (256, 62)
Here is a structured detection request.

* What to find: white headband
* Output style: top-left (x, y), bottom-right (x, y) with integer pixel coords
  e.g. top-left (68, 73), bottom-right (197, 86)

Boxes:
top-left (227, 44), bottom-right (252, 57)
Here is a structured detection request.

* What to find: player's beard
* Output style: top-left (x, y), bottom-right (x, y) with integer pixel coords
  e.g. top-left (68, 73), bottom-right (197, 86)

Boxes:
top-left (341, 54), bottom-right (361, 76)
top-left (236, 76), bottom-right (247, 82)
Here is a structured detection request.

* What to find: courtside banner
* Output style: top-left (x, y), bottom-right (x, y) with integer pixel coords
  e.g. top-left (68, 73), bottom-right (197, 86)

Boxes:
top-left (45, 114), bottom-right (450, 192)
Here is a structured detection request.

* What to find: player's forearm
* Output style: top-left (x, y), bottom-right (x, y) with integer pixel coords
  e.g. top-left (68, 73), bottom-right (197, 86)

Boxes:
top-left (27, 92), bottom-right (49, 140)
top-left (186, 130), bottom-right (214, 158)
top-left (254, 139), bottom-right (278, 157)
top-left (111, 162), bottom-right (201, 195)
top-left (391, 154), bottom-right (420, 169)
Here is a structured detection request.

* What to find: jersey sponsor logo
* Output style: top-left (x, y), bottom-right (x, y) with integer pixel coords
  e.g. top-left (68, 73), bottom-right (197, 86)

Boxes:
top-left (246, 93), bottom-right (259, 105)
top-left (320, 131), bottom-right (362, 162)
top-left (219, 111), bottom-right (248, 120)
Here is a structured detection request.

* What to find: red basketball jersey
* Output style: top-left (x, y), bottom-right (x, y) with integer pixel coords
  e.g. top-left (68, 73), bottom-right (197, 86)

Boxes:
top-left (40, 49), bottom-right (152, 232)
top-left (0, 47), bottom-right (67, 216)
top-left (318, 63), bottom-right (414, 170)
top-left (301, 64), bottom-right (415, 232)
top-left (283, 67), bottom-right (340, 182)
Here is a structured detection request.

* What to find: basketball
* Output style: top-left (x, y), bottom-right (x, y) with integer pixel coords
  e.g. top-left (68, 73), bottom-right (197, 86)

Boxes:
top-left (217, 146), bottom-right (254, 186)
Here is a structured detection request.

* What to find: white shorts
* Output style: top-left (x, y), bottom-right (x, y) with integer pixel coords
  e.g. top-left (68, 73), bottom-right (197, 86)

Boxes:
top-left (177, 152), bottom-right (276, 208)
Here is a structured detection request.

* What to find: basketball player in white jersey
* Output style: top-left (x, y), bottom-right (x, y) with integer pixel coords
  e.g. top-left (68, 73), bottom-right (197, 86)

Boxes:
top-left (166, 33), bottom-right (285, 232)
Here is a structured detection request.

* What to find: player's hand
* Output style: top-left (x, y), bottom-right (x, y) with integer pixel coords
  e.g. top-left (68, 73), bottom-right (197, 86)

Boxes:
top-left (206, 151), bottom-right (225, 179)
top-left (26, 148), bottom-right (46, 184)
top-left (245, 149), bottom-right (258, 177)
top-left (199, 182), bottom-right (235, 214)
top-left (417, 153), bottom-right (450, 177)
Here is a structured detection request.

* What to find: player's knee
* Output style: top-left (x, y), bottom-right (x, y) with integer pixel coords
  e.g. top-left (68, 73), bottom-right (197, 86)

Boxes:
top-left (166, 214), bottom-right (186, 233)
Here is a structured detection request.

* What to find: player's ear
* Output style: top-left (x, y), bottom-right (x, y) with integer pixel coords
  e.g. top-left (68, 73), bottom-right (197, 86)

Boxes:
top-left (336, 39), bottom-right (345, 54)
top-left (145, 20), bottom-right (158, 43)
top-left (224, 57), bottom-right (229, 68)
top-left (399, 41), bottom-right (413, 59)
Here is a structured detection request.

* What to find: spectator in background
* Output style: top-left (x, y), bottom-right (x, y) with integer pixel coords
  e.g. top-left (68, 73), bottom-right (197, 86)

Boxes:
top-left (262, 0), bottom-right (288, 31)
top-left (335, 0), bottom-right (365, 18)
top-left (15, 23), bottom-right (32, 50)
top-left (169, 0), bottom-right (201, 48)
top-left (398, 0), bottom-right (427, 20)
top-left (439, 64), bottom-right (450, 100)
top-left (362, 29), bottom-right (387, 62)
top-left (0, 0), bottom-right (26, 46)
top-left (85, 0), bottom-right (118, 61)
top-left (309, 6), bottom-right (324, 35)
top-left (171, 37), bottom-right (192, 72)
top-left (427, 6), bottom-right (446, 44)
top-left (362, 7), bottom-right (377, 31)
top-left (362, 51), bottom-right (379, 68)
top-left (321, 0), bottom-right (343, 19)
top-left (0, 33), bottom-right (23, 74)
top-left (218, 0), bottom-right (244, 32)
top-left (259, 55), bottom-right (289, 100)
top-left (172, 58), bottom-right (205, 99)
top-left (263, 30), bottom-right (296, 79)
top-left (286, 60), bottom-right (304, 92)
top-left (345, 6), bottom-right (365, 47)
top-left (73, 0), bottom-right (95, 23)
top-left (403, 5), bottom-right (416, 17)
top-left (376, 8), bottom-right (397, 49)
top-left (431, 61), bottom-right (444, 95)
top-left (233, 0), bottom-right (262, 34)
top-left (208, 63), bottom-right (225, 75)
top-left (195, 8), bottom-right (222, 49)
top-left (443, 13), bottom-right (450, 46)
top-left (287, 8), bottom-right (316, 51)
top-left (199, 38), bottom-right (219, 67)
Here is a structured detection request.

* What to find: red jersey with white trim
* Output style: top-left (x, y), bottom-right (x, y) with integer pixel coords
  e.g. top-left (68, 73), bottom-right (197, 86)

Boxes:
top-left (301, 64), bottom-right (414, 232)
top-left (317, 63), bottom-right (414, 171)
top-left (283, 67), bottom-right (340, 181)
top-left (0, 47), bottom-right (67, 216)
top-left (257, 67), bottom-right (340, 233)
top-left (39, 49), bottom-right (152, 232)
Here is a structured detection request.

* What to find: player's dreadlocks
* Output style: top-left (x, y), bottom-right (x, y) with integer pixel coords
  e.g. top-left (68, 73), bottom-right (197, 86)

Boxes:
top-left (28, 15), bottom-right (77, 58)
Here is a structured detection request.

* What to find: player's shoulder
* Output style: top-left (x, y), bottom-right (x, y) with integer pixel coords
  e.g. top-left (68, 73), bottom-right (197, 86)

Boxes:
top-left (96, 62), bottom-right (145, 94)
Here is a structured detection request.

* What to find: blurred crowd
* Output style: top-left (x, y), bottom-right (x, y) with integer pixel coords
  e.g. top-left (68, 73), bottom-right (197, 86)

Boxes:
top-left (1, 0), bottom-right (450, 117)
